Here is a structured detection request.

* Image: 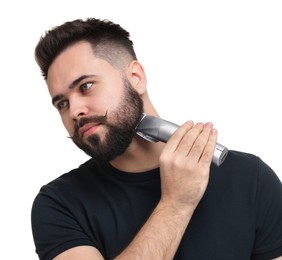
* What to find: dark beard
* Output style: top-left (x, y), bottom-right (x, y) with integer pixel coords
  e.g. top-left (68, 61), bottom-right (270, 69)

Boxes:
top-left (71, 80), bottom-right (144, 163)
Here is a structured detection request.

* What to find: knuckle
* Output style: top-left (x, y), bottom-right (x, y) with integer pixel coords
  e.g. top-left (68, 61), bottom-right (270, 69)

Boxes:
top-left (159, 153), bottom-right (169, 165)
top-left (171, 156), bottom-right (184, 170)
top-left (183, 162), bottom-right (195, 172)
top-left (160, 153), bottom-right (184, 171)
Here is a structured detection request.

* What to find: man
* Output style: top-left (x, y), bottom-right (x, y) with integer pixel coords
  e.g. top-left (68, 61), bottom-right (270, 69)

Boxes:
top-left (31, 18), bottom-right (282, 260)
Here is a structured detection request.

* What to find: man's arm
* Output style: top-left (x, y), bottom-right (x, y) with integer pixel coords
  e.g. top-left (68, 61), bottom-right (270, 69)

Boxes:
top-left (54, 246), bottom-right (104, 260)
top-left (54, 122), bottom-right (217, 259)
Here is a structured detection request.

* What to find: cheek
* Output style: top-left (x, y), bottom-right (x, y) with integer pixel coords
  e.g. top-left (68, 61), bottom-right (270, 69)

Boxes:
top-left (92, 92), bottom-right (121, 112)
top-left (110, 94), bottom-right (121, 108)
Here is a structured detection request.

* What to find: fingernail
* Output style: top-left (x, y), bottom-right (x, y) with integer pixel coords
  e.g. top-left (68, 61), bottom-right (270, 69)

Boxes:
top-left (211, 128), bottom-right (218, 135)
top-left (196, 122), bottom-right (204, 127)
top-left (205, 122), bottom-right (213, 128)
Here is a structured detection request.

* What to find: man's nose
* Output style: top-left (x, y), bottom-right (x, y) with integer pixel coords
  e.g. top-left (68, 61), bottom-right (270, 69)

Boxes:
top-left (69, 98), bottom-right (89, 121)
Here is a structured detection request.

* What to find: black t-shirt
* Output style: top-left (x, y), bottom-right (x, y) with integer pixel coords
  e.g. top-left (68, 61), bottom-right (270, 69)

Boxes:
top-left (31, 151), bottom-right (282, 259)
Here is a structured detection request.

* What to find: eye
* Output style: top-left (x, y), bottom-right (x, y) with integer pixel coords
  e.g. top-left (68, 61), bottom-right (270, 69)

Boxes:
top-left (80, 82), bottom-right (93, 92)
top-left (57, 100), bottom-right (69, 110)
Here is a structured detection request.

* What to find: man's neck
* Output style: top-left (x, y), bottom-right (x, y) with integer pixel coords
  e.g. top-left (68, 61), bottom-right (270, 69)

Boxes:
top-left (109, 136), bottom-right (165, 173)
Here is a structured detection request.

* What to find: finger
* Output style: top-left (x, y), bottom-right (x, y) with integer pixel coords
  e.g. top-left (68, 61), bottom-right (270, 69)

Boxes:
top-left (176, 122), bottom-right (204, 156)
top-left (163, 121), bottom-right (194, 154)
top-left (199, 127), bottom-right (218, 167)
top-left (187, 122), bottom-right (214, 164)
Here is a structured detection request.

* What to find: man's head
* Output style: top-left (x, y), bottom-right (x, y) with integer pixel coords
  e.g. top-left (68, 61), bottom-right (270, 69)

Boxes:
top-left (35, 18), bottom-right (147, 162)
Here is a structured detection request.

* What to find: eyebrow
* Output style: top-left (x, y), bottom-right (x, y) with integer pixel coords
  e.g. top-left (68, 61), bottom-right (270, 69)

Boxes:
top-left (51, 74), bottom-right (96, 106)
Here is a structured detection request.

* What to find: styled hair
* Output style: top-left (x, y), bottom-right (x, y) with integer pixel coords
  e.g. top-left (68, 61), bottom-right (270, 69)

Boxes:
top-left (35, 18), bottom-right (138, 80)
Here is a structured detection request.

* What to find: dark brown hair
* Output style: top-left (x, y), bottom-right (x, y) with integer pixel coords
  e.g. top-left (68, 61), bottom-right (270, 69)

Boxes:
top-left (35, 18), bottom-right (137, 80)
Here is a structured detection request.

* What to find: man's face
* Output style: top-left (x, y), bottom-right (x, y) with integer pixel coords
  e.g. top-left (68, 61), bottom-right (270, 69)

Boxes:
top-left (47, 41), bottom-right (144, 162)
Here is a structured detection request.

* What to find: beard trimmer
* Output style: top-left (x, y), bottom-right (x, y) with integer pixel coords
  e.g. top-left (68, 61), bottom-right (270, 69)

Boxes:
top-left (135, 114), bottom-right (228, 166)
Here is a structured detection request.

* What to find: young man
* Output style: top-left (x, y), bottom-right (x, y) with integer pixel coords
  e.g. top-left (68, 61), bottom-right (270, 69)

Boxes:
top-left (31, 18), bottom-right (282, 260)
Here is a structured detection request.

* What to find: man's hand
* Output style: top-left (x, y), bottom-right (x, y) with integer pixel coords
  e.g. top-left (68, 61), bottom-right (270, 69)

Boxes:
top-left (159, 121), bottom-right (218, 209)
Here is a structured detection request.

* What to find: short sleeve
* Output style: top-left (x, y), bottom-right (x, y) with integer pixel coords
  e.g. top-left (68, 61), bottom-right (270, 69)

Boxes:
top-left (251, 158), bottom-right (282, 260)
top-left (31, 186), bottom-right (95, 260)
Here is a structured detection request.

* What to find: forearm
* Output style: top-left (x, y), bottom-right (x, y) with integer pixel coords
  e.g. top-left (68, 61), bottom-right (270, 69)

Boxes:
top-left (115, 199), bottom-right (195, 260)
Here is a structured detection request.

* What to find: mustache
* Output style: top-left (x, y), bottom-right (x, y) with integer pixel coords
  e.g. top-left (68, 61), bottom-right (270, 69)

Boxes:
top-left (69, 111), bottom-right (108, 139)
top-left (76, 111), bottom-right (108, 129)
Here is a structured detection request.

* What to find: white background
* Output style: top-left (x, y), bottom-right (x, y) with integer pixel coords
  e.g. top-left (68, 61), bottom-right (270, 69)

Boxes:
top-left (1, 1), bottom-right (281, 259)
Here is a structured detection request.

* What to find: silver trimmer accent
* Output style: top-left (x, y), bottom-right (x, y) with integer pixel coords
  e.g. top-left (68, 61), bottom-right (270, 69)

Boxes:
top-left (135, 114), bottom-right (228, 167)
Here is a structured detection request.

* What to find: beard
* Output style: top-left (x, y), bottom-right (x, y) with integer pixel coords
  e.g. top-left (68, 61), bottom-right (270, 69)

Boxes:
top-left (71, 79), bottom-right (144, 163)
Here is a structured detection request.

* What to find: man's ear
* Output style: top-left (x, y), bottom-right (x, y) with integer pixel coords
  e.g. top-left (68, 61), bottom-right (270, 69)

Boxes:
top-left (126, 61), bottom-right (147, 95)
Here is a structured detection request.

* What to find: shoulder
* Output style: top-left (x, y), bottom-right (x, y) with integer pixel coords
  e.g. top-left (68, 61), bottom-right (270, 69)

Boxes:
top-left (209, 150), bottom-right (281, 198)
top-left (31, 159), bottom-right (100, 213)
top-left (213, 150), bottom-right (277, 178)
top-left (31, 159), bottom-right (103, 259)
top-left (223, 150), bottom-right (259, 166)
